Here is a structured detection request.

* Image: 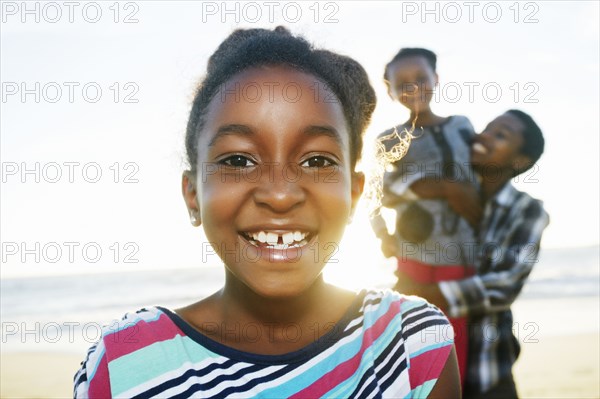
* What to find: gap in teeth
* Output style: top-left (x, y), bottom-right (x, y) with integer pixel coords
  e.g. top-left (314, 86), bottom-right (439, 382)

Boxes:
top-left (249, 230), bottom-right (307, 245)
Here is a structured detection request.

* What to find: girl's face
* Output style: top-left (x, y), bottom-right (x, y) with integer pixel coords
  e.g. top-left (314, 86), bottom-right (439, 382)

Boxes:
top-left (386, 56), bottom-right (438, 113)
top-left (183, 65), bottom-right (363, 299)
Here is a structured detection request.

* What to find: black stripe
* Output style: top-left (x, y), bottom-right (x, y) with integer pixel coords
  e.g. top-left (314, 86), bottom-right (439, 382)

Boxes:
top-left (356, 368), bottom-right (383, 399)
top-left (362, 294), bottom-right (384, 310)
top-left (374, 331), bottom-right (407, 393)
top-left (132, 360), bottom-right (264, 398)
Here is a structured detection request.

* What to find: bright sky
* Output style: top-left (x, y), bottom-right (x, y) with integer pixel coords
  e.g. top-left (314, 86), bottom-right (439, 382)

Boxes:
top-left (1, 1), bottom-right (599, 280)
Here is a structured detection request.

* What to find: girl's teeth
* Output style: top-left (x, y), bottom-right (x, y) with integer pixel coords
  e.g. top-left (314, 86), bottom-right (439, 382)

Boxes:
top-left (258, 231), bottom-right (267, 243)
top-left (266, 232), bottom-right (278, 245)
top-left (282, 232), bottom-right (294, 245)
top-left (247, 231), bottom-right (309, 246)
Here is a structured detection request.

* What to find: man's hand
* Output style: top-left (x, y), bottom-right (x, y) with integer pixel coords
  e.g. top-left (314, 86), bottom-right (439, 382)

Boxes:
top-left (410, 178), bottom-right (483, 228)
top-left (444, 181), bottom-right (483, 228)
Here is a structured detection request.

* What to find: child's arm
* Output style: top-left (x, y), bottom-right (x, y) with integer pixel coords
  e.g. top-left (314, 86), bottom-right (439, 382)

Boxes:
top-left (427, 347), bottom-right (461, 398)
top-left (439, 201), bottom-right (550, 318)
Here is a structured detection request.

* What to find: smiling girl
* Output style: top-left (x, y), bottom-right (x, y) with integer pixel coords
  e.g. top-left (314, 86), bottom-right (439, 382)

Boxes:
top-left (74, 27), bottom-right (459, 398)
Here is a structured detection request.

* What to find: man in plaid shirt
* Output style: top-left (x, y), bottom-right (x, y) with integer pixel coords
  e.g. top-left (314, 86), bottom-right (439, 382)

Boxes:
top-left (395, 109), bottom-right (549, 398)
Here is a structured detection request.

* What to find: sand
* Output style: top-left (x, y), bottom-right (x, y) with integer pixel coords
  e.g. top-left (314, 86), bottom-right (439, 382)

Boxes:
top-left (1, 352), bottom-right (82, 398)
top-left (1, 333), bottom-right (598, 398)
top-left (514, 333), bottom-right (600, 398)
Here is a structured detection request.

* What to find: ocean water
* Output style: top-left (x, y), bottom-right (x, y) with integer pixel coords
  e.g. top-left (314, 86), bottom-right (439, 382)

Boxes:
top-left (520, 245), bottom-right (599, 299)
top-left (1, 245), bottom-right (598, 353)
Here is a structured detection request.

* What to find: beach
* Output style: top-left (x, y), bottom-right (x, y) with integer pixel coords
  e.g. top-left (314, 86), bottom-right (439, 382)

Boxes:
top-left (1, 247), bottom-right (598, 398)
top-left (1, 352), bottom-right (82, 399)
top-left (514, 333), bottom-right (599, 398)
top-left (2, 297), bottom-right (599, 398)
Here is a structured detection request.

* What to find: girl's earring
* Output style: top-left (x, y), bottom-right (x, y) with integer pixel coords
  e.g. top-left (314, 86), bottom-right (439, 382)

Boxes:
top-left (190, 212), bottom-right (200, 226)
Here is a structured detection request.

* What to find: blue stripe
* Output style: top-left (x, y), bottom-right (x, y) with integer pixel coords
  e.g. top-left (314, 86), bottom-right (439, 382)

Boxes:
top-left (257, 330), bottom-right (364, 398)
top-left (410, 341), bottom-right (453, 358)
top-left (324, 310), bottom-right (404, 398)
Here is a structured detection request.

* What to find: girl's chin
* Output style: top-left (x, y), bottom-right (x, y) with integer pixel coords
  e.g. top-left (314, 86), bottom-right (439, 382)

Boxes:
top-left (236, 274), bottom-right (325, 300)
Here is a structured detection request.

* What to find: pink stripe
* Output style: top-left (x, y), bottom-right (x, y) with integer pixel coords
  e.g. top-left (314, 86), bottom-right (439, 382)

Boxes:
top-left (289, 299), bottom-right (404, 399)
top-left (104, 313), bottom-right (184, 360)
top-left (89, 355), bottom-right (111, 398)
top-left (408, 344), bottom-right (452, 389)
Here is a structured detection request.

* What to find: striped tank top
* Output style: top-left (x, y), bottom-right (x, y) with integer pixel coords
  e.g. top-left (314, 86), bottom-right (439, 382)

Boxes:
top-left (74, 289), bottom-right (454, 398)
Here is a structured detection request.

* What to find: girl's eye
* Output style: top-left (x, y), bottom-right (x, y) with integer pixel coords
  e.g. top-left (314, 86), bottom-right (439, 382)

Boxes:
top-left (220, 155), bottom-right (255, 168)
top-left (301, 156), bottom-right (336, 168)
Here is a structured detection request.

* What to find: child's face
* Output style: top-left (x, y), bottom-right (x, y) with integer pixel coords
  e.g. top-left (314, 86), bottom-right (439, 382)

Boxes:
top-left (471, 113), bottom-right (530, 173)
top-left (386, 56), bottom-right (437, 113)
top-left (183, 65), bottom-right (363, 299)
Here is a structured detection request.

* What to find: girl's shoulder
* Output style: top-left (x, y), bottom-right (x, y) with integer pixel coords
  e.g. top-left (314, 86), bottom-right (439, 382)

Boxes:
top-left (74, 306), bottom-right (182, 397)
top-left (80, 306), bottom-right (179, 363)
top-left (359, 289), bottom-right (452, 332)
top-left (98, 306), bottom-right (173, 342)
top-left (359, 289), bottom-right (454, 372)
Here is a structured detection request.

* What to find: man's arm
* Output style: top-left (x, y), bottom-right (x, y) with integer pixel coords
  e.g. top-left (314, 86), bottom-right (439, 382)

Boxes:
top-left (438, 201), bottom-right (550, 318)
top-left (411, 178), bottom-right (483, 227)
top-left (371, 175), bottom-right (480, 252)
top-left (396, 200), bottom-right (549, 317)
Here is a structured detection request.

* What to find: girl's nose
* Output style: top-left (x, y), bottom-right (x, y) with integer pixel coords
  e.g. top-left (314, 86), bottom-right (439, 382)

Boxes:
top-left (253, 164), bottom-right (306, 213)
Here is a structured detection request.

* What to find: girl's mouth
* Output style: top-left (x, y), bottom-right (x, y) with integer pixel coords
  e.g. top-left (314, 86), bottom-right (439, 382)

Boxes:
top-left (240, 230), bottom-right (311, 250)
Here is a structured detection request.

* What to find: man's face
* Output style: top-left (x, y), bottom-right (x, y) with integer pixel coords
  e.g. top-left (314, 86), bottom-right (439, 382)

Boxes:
top-left (471, 113), bottom-right (530, 174)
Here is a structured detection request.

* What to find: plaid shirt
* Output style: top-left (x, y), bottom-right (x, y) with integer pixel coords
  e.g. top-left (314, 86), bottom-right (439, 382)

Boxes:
top-left (439, 182), bottom-right (550, 393)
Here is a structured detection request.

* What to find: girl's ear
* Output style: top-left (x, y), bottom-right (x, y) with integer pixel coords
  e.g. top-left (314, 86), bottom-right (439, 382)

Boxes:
top-left (182, 171), bottom-right (201, 227)
top-left (349, 171), bottom-right (365, 223)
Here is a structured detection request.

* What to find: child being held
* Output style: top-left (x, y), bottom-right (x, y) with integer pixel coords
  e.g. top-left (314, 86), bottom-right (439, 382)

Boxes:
top-left (371, 47), bottom-right (479, 386)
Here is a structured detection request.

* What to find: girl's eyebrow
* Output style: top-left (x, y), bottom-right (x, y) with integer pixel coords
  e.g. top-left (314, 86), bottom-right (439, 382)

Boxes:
top-left (208, 124), bottom-right (254, 147)
top-left (208, 124), bottom-right (343, 147)
top-left (302, 125), bottom-right (343, 146)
